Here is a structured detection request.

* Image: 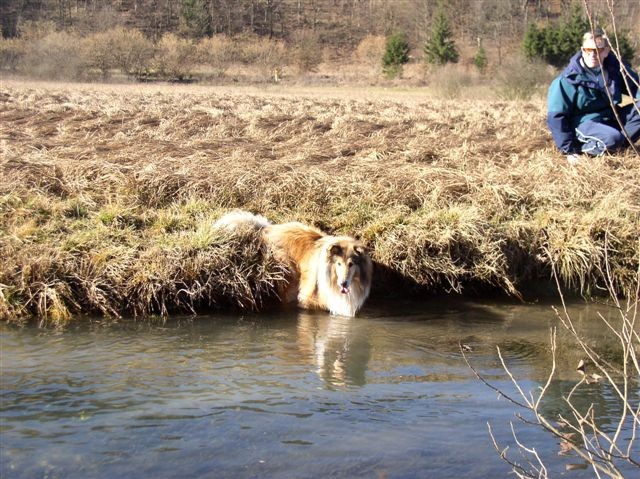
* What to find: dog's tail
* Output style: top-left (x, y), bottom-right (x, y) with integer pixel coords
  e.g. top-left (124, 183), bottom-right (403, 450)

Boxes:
top-left (214, 210), bottom-right (271, 232)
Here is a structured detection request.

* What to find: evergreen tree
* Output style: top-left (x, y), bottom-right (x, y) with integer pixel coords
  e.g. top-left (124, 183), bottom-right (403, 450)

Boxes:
top-left (519, 6), bottom-right (640, 67)
top-left (543, 26), bottom-right (564, 67)
top-left (553, 6), bottom-right (590, 64)
top-left (423, 3), bottom-right (459, 66)
top-left (473, 40), bottom-right (488, 74)
top-left (611, 34), bottom-right (635, 63)
top-left (382, 32), bottom-right (410, 78)
top-left (522, 23), bottom-right (546, 61)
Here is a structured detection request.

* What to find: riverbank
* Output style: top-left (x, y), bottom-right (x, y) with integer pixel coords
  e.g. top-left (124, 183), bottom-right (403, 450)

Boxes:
top-left (1, 80), bottom-right (639, 324)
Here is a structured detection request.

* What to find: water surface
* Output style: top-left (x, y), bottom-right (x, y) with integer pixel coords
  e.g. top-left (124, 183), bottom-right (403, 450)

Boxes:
top-left (1, 298), bottom-right (635, 478)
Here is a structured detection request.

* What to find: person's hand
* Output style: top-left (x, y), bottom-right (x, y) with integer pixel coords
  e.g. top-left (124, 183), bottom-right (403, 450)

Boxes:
top-left (566, 154), bottom-right (582, 165)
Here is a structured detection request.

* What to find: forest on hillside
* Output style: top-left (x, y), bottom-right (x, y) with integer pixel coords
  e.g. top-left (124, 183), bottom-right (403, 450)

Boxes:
top-left (2, 0), bottom-right (639, 51)
top-left (1, 1), bottom-right (638, 87)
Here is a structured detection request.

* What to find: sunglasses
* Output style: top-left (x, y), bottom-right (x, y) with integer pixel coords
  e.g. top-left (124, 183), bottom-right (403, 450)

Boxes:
top-left (582, 47), bottom-right (606, 54)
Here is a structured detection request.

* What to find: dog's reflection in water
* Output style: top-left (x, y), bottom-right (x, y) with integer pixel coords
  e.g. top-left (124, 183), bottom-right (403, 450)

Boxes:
top-left (296, 312), bottom-right (371, 388)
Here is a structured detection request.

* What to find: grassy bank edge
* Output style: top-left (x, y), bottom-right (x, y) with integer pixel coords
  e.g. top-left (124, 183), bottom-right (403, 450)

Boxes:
top-left (1, 82), bottom-right (639, 326)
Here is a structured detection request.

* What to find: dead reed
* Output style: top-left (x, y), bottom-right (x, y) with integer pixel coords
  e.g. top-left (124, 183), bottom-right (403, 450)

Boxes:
top-left (1, 80), bottom-right (639, 324)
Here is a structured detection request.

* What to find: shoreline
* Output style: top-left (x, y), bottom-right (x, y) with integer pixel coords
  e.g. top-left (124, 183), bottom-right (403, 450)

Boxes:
top-left (1, 81), bottom-right (638, 324)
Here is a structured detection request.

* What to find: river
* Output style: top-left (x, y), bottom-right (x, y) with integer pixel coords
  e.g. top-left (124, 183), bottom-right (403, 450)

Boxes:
top-left (1, 298), bottom-right (636, 478)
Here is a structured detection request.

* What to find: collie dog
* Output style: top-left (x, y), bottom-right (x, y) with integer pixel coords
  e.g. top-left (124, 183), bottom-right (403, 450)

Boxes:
top-left (214, 211), bottom-right (372, 317)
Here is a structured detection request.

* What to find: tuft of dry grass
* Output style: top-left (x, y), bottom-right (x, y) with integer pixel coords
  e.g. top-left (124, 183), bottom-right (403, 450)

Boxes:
top-left (1, 80), bottom-right (639, 324)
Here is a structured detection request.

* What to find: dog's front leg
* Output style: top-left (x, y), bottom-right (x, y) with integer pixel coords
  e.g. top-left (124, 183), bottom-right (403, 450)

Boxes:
top-left (297, 265), bottom-right (320, 310)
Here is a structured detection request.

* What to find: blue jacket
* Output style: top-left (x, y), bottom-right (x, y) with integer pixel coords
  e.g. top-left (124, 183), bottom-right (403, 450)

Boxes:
top-left (547, 51), bottom-right (639, 153)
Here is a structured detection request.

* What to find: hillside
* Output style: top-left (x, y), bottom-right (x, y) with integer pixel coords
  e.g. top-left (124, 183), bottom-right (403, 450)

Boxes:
top-left (3, 0), bottom-right (639, 52)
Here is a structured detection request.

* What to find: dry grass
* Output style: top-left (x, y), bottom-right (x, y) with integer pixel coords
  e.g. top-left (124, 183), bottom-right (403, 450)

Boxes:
top-left (1, 79), bottom-right (639, 324)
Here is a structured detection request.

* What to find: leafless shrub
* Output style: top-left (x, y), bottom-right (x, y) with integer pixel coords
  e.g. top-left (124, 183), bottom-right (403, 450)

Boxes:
top-left (0, 36), bottom-right (25, 71)
top-left (81, 30), bottom-right (118, 79)
top-left (237, 35), bottom-right (287, 82)
top-left (464, 243), bottom-right (640, 478)
top-left (21, 30), bottom-right (86, 80)
top-left (197, 35), bottom-right (236, 77)
top-left (109, 28), bottom-right (155, 78)
top-left (354, 35), bottom-right (386, 71)
top-left (494, 56), bottom-right (552, 101)
top-left (426, 63), bottom-right (474, 100)
top-left (153, 33), bottom-right (198, 81)
top-left (290, 30), bottom-right (323, 73)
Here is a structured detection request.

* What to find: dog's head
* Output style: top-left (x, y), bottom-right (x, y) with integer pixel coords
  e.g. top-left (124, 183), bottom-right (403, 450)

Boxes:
top-left (327, 240), bottom-right (372, 295)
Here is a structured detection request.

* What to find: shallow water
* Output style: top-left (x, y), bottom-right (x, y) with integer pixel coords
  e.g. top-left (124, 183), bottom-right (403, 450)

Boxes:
top-left (1, 298), bottom-right (637, 478)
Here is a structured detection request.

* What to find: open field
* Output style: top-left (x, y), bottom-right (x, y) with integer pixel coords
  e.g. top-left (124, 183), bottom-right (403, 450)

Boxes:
top-left (1, 79), bottom-right (639, 324)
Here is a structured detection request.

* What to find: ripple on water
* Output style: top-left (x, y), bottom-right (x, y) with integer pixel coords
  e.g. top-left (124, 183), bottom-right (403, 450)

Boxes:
top-left (1, 301), bottom-right (631, 479)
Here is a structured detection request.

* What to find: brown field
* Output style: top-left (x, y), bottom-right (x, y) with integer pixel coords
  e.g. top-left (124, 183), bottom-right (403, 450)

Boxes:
top-left (1, 79), bottom-right (639, 324)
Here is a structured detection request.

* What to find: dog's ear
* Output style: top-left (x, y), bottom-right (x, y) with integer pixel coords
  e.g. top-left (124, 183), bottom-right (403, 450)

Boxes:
top-left (354, 245), bottom-right (367, 256)
top-left (329, 244), bottom-right (343, 256)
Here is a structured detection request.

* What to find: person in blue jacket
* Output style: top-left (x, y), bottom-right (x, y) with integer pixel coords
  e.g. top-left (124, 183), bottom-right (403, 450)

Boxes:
top-left (547, 28), bottom-right (640, 164)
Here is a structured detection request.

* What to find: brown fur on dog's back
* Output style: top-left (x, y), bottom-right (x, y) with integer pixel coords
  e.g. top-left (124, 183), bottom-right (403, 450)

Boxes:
top-left (262, 223), bottom-right (325, 305)
top-left (263, 222), bottom-right (324, 266)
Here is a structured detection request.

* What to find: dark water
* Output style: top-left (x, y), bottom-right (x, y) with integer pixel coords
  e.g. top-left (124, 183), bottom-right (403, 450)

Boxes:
top-left (1, 298), bottom-right (637, 479)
